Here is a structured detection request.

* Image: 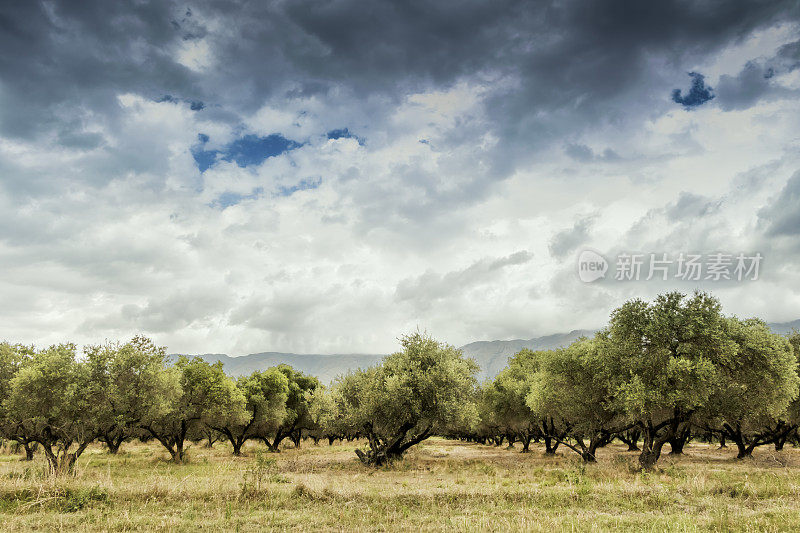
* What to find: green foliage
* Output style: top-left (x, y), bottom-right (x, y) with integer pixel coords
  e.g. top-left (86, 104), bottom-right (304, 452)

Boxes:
top-left (275, 365), bottom-right (319, 430)
top-left (601, 291), bottom-right (738, 420)
top-left (480, 348), bottom-right (543, 448)
top-left (239, 368), bottom-right (290, 434)
top-left (84, 336), bottom-right (168, 452)
top-left (258, 365), bottom-right (319, 451)
top-left (709, 318), bottom-right (798, 426)
top-left (0, 290), bottom-right (798, 474)
top-left (335, 331), bottom-right (479, 464)
top-left (140, 356), bottom-right (245, 463)
top-left (213, 367), bottom-right (290, 455)
top-left (4, 344), bottom-right (96, 474)
top-left (527, 337), bottom-right (627, 459)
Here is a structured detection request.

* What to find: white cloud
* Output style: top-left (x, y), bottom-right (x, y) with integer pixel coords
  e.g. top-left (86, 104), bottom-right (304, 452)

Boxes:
top-left (3, 6), bottom-right (800, 356)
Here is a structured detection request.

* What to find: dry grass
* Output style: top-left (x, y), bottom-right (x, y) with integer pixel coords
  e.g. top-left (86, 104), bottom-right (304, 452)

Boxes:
top-left (0, 438), bottom-right (799, 531)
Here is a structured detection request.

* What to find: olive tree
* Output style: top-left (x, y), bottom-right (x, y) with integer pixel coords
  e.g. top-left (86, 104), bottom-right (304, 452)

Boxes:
top-left (601, 291), bottom-right (738, 469)
top-left (140, 357), bottom-right (246, 463)
top-left (336, 332), bottom-right (478, 466)
top-left (306, 386), bottom-right (336, 445)
top-left (0, 342), bottom-right (37, 460)
top-left (209, 368), bottom-right (289, 455)
top-left (772, 330), bottom-right (800, 450)
top-left (85, 336), bottom-right (168, 454)
top-left (260, 365), bottom-right (319, 451)
top-left (473, 383), bottom-right (501, 445)
top-left (486, 349), bottom-right (540, 452)
top-left (527, 337), bottom-right (631, 462)
top-left (5, 344), bottom-right (96, 474)
top-left (703, 318), bottom-right (799, 458)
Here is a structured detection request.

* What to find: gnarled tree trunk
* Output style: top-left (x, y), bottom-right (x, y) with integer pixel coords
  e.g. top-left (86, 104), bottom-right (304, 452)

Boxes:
top-left (41, 440), bottom-right (91, 476)
top-left (668, 425), bottom-right (691, 455)
top-left (355, 422), bottom-right (433, 466)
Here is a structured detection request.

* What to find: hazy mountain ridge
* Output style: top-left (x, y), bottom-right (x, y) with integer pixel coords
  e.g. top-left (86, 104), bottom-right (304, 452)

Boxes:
top-left (171, 321), bottom-right (799, 383)
top-left (768, 319), bottom-right (800, 335)
top-left (459, 329), bottom-right (595, 380)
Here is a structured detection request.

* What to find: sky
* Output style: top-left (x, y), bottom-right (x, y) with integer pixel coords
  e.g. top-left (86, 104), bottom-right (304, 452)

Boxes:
top-left (1, 0), bottom-right (800, 356)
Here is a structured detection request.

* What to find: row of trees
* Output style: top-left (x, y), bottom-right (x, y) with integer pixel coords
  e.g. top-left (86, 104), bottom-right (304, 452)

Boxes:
top-left (1, 291), bottom-right (799, 473)
top-left (0, 337), bottom-right (323, 473)
top-left (476, 292), bottom-right (800, 468)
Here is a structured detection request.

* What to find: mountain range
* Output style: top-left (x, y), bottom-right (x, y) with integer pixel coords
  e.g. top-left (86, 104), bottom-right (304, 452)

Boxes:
top-left (172, 320), bottom-right (800, 383)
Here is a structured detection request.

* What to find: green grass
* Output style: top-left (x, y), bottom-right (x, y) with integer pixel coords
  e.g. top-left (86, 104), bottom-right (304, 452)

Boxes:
top-left (1, 438), bottom-right (799, 531)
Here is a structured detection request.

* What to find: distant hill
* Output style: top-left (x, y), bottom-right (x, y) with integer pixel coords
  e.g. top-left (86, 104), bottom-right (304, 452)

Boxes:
top-left (769, 319), bottom-right (800, 335)
top-left (171, 321), bottom-right (799, 383)
top-left (459, 330), bottom-right (595, 381)
top-left (167, 352), bottom-right (384, 384)
top-left (170, 329), bottom-right (594, 383)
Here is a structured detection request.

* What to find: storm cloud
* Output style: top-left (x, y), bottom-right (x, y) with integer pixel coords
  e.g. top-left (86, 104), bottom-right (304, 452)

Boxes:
top-left (1, 1), bottom-right (800, 354)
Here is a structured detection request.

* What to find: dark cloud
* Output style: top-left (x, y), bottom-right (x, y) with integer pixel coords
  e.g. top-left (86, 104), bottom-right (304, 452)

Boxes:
top-left (666, 192), bottom-right (720, 220)
top-left (0, 1), bottom-right (195, 140)
top-left (549, 215), bottom-right (597, 259)
top-left (564, 143), bottom-right (622, 162)
top-left (716, 61), bottom-right (774, 110)
top-left (564, 143), bottom-right (594, 162)
top-left (760, 171), bottom-right (800, 237)
top-left (2, 1), bottom-right (797, 181)
top-left (672, 72), bottom-right (715, 108)
top-left (715, 40), bottom-right (800, 110)
top-left (394, 251), bottom-right (533, 307)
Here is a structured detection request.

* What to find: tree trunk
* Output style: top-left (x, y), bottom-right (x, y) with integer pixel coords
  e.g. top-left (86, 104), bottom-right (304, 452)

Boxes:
top-left (638, 420), bottom-right (677, 470)
top-left (170, 434), bottom-right (187, 463)
top-left (264, 429), bottom-right (286, 453)
top-left (142, 421), bottom-right (191, 464)
top-left (543, 435), bottom-right (559, 454)
top-left (618, 429), bottom-right (641, 451)
top-left (737, 444), bottom-right (753, 459)
top-left (101, 434), bottom-right (125, 454)
top-left (581, 448), bottom-right (598, 462)
top-left (520, 435), bottom-right (531, 453)
top-left (721, 424), bottom-right (751, 459)
top-left (22, 441), bottom-right (36, 461)
top-left (668, 426), bottom-right (691, 455)
top-left (217, 427), bottom-right (247, 457)
top-left (541, 417), bottom-right (567, 455)
top-left (41, 441), bottom-right (90, 476)
top-left (582, 435), bottom-right (610, 462)
top-left (355, 422), bottom-right (431, 466)
top-left (505, 434), bottom-right (515, 449)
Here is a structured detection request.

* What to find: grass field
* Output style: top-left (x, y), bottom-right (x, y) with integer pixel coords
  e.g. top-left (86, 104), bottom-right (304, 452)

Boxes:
top-left (1, 438), bottom-right (800, 531)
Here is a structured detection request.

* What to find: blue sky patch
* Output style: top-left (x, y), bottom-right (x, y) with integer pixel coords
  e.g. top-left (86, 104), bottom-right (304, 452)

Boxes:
top-left (156, 94), bottom-right (206, 111)
top-left (278, 177), bottom-right (322, 197)
top-left (672, 72), bottom-right (715, 108)
top-left (192, 133), bottom-right (302, 172)
top-left (327, 128), bottom-right (364, 145)
top-left (327, 128), bottom-right (352, 140)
